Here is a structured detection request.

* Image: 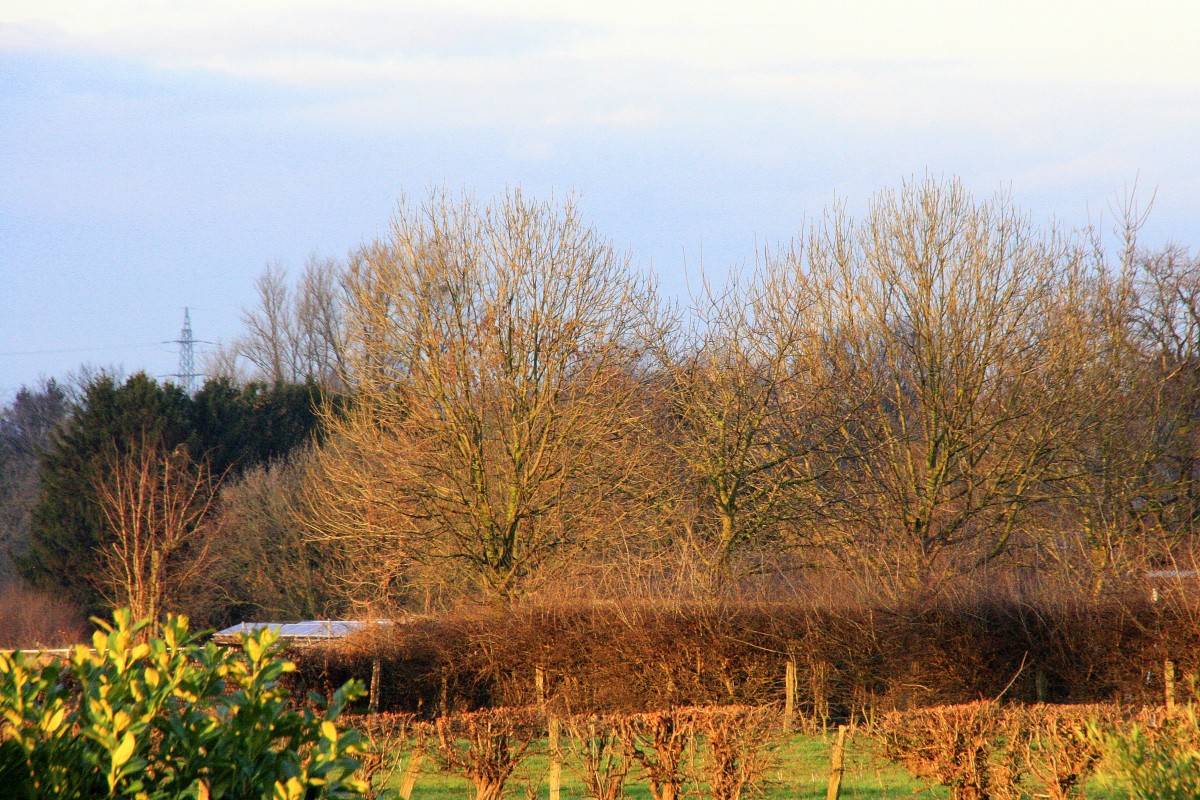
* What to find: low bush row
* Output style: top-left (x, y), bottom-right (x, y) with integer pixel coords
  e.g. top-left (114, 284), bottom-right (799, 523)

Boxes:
top-left (348, 701), bottom-right (1200, 800)
top-left (346, 706), bottom-right (781, 800)
top-left (877, 699), bottom-right (1200, 800)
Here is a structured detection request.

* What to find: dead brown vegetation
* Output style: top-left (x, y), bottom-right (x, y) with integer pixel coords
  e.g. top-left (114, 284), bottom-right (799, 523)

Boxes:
top-left (0, 584), bottom-right (86, 649)
top-left (559, 714), bottom-right (630, 800)
top-left (613, 710), bottom-right (697, 800)
top-left (348, 713), bottom-right (431, 800)
top-left (693, 705), bottom-right (781, 800)
top-left (877, 701), bottom-right (1129, 800)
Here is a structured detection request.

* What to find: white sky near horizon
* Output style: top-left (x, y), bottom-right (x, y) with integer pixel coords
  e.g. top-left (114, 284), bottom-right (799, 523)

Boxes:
top-left (2, 1), bottom-right (1199, 399)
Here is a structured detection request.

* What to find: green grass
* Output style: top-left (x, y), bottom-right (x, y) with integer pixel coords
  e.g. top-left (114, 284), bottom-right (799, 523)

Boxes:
top-left (757, 732), bottom-right (945, 799)
top-left (373, 730), bottom-right (946, 799)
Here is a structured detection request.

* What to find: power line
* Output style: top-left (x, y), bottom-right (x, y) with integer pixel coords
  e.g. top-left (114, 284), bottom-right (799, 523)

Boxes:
top-left (0, 342), bottom-right (168, 357)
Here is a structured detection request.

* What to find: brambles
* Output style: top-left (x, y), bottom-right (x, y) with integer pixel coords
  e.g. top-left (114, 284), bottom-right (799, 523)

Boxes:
top-left (0, 608), bottom-right (367, 799)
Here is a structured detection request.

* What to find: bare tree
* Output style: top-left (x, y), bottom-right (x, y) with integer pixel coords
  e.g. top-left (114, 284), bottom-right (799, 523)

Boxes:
top-left (647, 257), bottom-right (855, 587)
top-left (1038, 198), bottom-right (1200, 592)
top-left (1043, 246), bottom-right (1165, 592)
top-left (1133, 244), bottom-right (1200, 542)
top-left (806, 178), bottom-right (1092, 594)
top-left (207, 256), bottom-right (347, 387)
top-left (92, 435), bottom-right (220, 627)
top-left (242, 261), bottom-right (298, 384)
top-left (307, 190), bottom-right (653, 604)
top-left (208, 447), bottom-right (339, 622)
top-left (295, 256), bottom-right (349, 385)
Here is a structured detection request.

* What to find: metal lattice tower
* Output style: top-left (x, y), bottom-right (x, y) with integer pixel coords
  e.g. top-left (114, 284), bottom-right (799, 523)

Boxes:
top-left (175, 308), bottom-right (199, 392)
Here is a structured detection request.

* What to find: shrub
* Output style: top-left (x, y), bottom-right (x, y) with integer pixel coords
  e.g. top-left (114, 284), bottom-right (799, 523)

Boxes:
top-left (560, 714), bottom-right (630, 800)
top-left (614, 710), bottom-right (699, 800)
top-left (432, 707), bottom-right (543, 800)
top-left (0, 608), bottom-right (368, 799)
top-left (306, 590), bottom-right (1195, 718)
top-left (1105, 703), bottom-right (1200, 799)
top-left (694, 706), bottom-right (780, 800)
top-left (879, 701), bottom-right (1130, 800)
top-left (0, 585), bottom-right (86, 649)
top-left (877, 701), bottom-right (1020, 800)
top-left (348, 713), bottom-right (431, 800)
top-left (1014, 704), bottom-right (1124, 799)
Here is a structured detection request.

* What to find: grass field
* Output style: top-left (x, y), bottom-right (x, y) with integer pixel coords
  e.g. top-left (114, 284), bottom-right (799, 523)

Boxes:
top-left (370, 729), bottom-right (1136, 799)
top-left (374, 730), bottom-right (940, 798)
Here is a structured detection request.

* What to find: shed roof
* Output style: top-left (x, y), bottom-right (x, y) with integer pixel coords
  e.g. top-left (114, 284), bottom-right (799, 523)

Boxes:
top-left (212, 619), bottom-right (385, 645)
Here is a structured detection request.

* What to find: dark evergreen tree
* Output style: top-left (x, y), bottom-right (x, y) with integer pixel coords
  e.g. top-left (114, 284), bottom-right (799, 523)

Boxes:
top-left (18, 374), bottom-right (193, 613)
top-left (18, 373), bottom-right (326, 616)
top-left (190, 378), bottom-right (325, 475)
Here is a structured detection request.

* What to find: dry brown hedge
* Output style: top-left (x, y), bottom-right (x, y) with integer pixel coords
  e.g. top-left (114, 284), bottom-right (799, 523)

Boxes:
top-left (287, 587), bottom-right (1200, 717)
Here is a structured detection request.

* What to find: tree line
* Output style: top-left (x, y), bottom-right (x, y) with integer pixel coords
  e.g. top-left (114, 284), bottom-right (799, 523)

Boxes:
top-left (3, 177), bottom-right (1199, 630)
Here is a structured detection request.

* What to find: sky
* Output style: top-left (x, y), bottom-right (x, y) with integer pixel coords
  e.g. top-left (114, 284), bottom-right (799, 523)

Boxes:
top-left (2, 1), bottom-right (1199, 402)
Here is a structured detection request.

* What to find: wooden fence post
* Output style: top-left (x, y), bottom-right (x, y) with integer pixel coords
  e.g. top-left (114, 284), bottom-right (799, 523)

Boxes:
top-left (1166, 658), bottom-right (1176, 716)
top-left (369, 657), bottom-right (381, 714)
top-left (397, 743), bottom-right (424, 800)
top-left (826, 724), bottom-right (848, 800)
top-left (548, 714), bottom-right (562, 800)
top-left (536, 665), bottom-right (547, 713)
top-left (784, 658), bottom-right (797, 732)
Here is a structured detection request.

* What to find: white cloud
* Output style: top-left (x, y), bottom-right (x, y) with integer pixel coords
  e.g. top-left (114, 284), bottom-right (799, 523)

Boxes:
top-left (4, 0), bottom-right (1198, 89)
top-left (3, 0), bottom-right (1197, 226)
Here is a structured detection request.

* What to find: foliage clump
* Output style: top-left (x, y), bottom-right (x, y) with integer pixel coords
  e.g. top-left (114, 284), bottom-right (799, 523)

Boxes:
top-left (0, 608), bottom-right (368, 799)
top-left (1104, 691), bottom-right (1200, 800)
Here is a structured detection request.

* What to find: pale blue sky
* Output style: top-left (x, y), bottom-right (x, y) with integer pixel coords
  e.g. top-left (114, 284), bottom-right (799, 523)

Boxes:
top-left (2, 1), bottom-right (1198, 400)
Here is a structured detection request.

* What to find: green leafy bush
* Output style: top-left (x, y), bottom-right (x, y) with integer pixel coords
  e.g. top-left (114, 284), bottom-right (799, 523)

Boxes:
top-left (1105, 705), bottom-right (1200, 800)
top-left (0, 609), bottom-right (368, 799)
